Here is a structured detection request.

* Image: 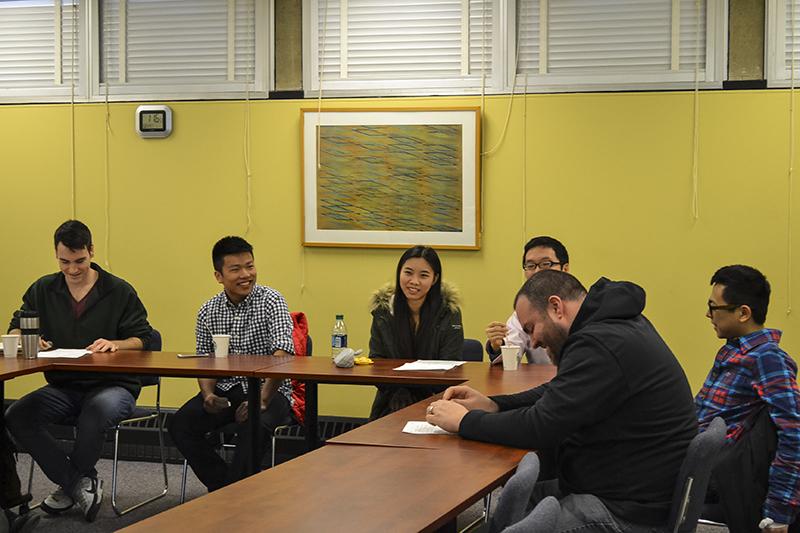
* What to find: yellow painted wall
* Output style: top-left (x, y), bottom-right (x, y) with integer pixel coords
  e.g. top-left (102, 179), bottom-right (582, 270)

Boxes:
top-left (1, 90), bottom-right (798, 417)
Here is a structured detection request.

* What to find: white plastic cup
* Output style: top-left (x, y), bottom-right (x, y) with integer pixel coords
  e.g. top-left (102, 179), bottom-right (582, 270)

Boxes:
top-left (2, 334), bottom-right (20, 358)
top-left (501, 345), bottom-right (520, 371)
top-left (212, 334), bottom-right (231, 358)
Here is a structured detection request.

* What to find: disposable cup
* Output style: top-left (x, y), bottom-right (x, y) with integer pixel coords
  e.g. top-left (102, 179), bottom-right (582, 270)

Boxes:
top-left (2, 334), bottom-right (19, 358)
top-left (212, 334), bottom-right (231, 358)
top-left (501, 345), bottom-right (520, 371)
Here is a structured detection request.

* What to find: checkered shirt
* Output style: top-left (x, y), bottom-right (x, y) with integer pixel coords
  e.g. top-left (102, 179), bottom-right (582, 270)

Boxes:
top-left (695, 328), bottom-right (800, 524)
top-left (196, 284), bottom-right (295, 402)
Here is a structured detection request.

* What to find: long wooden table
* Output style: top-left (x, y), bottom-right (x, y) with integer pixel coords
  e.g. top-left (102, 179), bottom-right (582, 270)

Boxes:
top-left (1, 352), bottom-right (555, 531)
top-left (121, 444), bottom-right (528, 533)
top-left (118, 358), bottom-right (554, 532)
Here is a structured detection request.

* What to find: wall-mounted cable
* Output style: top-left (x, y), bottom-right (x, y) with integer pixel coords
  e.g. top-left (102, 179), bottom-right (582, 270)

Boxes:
top-left (69, 0), bottom-right (77, 219)
top-left (481, 0), bottom-right (523, 158)
top-left (690, 0), bottom-right (701, 222)
top-left (788, 0), bottom-right (796, 315)
top-left (241, 0), bottom-right (253, 238)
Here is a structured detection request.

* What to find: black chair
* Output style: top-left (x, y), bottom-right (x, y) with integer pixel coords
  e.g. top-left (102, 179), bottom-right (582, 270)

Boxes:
top-left (666, 417), bottom-right (727, 533)
top-left (462, 338), bottom-right (483, 362)
top-left (109, 329), bottom-right (168, 516)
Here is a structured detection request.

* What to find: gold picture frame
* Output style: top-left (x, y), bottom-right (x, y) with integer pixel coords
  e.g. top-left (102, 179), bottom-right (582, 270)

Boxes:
top-left (301, 107), bottom-right (481, 250)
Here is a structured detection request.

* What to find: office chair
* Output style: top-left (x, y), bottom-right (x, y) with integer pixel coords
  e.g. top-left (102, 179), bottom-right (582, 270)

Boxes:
top-left (461, 338), bottom-right (483, 362)
top-left (666, 416), bottom-right (726, 533)
top-left (109, 329), bottom-right (168, 516)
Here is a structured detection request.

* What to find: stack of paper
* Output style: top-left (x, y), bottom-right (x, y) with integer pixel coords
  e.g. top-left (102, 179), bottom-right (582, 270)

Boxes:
top-left (38, 349), bottom-right (91, 359)
top-left (402, 421), bottom-right (453, 435)
top-left (393, 360), bottom-right (466, 371)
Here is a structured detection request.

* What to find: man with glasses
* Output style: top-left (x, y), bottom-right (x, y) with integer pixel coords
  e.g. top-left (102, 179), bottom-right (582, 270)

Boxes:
top-left (696, 265), bottom-right (800, 532)
top-left (485, 236), bottom-right (569, 364)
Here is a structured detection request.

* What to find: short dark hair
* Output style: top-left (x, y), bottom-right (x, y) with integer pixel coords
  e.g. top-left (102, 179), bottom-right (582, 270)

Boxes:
top-left (710, 265), bottom-right (771, 325)
top-left (54, 220), bottom-right (92, 251)
top-left (515, 270), bottom-right (587, 311)
top-left (522, 236), bottom-right (569, 267)
top-left (212, 236), bottom-right (254, 272)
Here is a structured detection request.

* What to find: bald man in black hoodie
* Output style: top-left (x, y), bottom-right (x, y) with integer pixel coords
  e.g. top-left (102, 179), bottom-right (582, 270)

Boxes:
top-left (427, 271), bottom-right (697, 532)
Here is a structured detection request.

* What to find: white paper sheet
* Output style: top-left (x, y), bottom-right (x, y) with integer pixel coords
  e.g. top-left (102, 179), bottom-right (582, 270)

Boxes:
top-left (393, 360), bottom-right (466, 371)
top-left (37, 349), bottom-right (91, 359)
top-left (402, 421), bottom-right (453, 435)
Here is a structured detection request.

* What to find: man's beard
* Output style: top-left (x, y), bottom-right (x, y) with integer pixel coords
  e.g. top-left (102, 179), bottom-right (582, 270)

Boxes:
top-left (543, 316), bottom-right (569, 365)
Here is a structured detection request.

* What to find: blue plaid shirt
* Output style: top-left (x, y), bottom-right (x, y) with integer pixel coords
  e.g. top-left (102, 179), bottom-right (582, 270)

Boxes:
top-left (695, 328), bottom-right (800, 524)
top-left (196, 284), bottom-right (295, 403)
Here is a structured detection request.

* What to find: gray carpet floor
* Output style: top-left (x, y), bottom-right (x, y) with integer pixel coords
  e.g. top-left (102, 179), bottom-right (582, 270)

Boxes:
top-left (12, 453), bottom-right (729, 532)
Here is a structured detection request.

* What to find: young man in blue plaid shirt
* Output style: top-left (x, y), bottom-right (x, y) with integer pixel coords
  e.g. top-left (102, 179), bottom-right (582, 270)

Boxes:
top-left (169, 236), bottom-right (295, 492)
top-left (696, 265), bottom-right (800, 532)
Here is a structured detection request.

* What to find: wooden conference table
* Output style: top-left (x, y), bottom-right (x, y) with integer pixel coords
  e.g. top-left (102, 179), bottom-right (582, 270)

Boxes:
top-left (0, 352), bottom-right (555, 531)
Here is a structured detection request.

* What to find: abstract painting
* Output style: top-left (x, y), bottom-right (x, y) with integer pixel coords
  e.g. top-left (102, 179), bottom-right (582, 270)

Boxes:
top-left (302, 108), bottom-right (480, 249)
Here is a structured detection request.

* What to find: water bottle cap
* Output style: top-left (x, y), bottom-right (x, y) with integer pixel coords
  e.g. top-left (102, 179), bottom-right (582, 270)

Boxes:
top-left (335, 314), bottom-right (344, 320)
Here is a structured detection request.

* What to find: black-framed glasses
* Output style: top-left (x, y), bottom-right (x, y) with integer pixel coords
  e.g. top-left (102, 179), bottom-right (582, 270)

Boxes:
top-left (523, 260), bottom-right (562, 272)
top-left (708, 303), bottom-right (740, 314)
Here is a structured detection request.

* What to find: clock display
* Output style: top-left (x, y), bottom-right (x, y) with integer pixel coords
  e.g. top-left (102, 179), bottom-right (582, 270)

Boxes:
top-left (140, 111), bottom-right (166, 132)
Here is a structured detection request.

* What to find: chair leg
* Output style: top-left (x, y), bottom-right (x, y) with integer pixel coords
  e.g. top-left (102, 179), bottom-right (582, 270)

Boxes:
top-left (26, 458), bottom-right (34, 495)
top-left (25, 458), bottom-right (40, 511)
top-left (271, 434), bottom-right (277, 468)
top-left (180, 460), bottom-right (188, 504)
top-left (110, 413), bottom-right (170, 516)
top-left (458, 493), bottom-right (492, 533)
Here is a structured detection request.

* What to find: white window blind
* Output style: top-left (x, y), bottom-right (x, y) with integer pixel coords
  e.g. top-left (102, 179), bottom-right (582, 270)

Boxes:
top-left (0, 0), bottom-right (81, 98)
top-left (767, 0), bottom-right (800, 86)
top-left (99, 0), bottom-right (267, 99)
top-left (514, 0), bottom-right (723, 91)
top-left (305, 0), bottom-right (501, 96)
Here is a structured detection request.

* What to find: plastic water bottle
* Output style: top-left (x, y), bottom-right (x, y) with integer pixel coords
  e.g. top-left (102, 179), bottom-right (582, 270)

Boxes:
top-left (331, 314), bottom-right (347, 357)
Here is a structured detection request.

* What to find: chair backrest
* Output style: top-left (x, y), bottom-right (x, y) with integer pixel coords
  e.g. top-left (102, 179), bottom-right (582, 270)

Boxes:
top-left (461, 338), bottom-right (483, 362)
top-left (488, 452), bottom-right (541, 533)
top-left (667, 416), bottom-right (727, 533)
top-left (139, 329), bottom-right (162, 387)
top-left (502, 496), bottom-right (560, 533)
top-left (149, 329), bottom-right (162, 351)
top-left (306, 335), bottom-right (313, 356)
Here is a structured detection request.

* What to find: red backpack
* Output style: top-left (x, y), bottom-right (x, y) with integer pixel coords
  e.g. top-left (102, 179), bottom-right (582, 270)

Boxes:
top-left (289, 312), bottom-right (309, 425)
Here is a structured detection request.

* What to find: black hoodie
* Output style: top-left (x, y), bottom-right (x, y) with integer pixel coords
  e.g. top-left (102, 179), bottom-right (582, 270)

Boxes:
top-left (459, 278), bottom-right (697, 525)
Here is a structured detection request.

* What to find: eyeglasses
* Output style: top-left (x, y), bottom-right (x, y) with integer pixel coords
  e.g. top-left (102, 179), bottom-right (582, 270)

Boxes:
top-left (707, 303), bottom-right (739, 314)
top-left (523, 260), bottom-right (562, 272)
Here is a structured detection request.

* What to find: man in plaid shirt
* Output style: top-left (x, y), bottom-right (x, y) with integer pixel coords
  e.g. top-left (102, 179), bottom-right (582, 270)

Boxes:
top-left (696, 265), bottom-right (800, 532)
top-left (169, 236), bottom-right (295, 491)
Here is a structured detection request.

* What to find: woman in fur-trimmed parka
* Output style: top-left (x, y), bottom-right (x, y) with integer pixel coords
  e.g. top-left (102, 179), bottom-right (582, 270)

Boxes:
top-left (368, 245), bottom-right (464, 420)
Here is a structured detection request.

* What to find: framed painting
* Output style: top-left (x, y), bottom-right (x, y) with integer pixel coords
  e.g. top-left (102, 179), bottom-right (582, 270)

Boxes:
top-left (301, 107), bottom-right (481, 249)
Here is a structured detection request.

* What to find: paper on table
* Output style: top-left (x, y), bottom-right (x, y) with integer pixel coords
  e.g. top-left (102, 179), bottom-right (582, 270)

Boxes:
top-left (37, 349), bottom-right (91, 359)
top-left (402, 421), bottom-right (453, 435)
top-left (394, 360), bottom-right (466, 371)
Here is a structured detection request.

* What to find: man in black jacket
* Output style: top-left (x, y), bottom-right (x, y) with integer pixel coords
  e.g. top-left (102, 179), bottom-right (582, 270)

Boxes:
top-left (5, 220), bottom-right (153, 523)
top-left (427, 270), bottom-right (697, 531)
